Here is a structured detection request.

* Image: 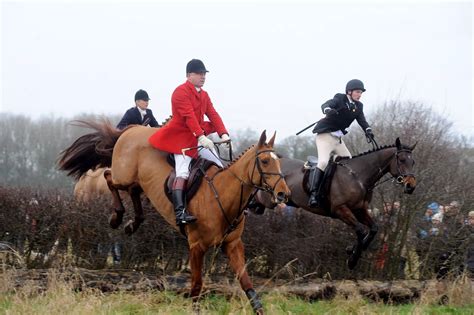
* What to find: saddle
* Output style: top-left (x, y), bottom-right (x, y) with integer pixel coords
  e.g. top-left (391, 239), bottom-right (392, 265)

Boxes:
top-left (164, 155), bottom-right (220, 203)
top-left (302, 156), bottom-right (338, 204)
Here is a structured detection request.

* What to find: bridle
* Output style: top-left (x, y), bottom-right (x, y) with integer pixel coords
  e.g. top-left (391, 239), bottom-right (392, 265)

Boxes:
top-left (338, 147), bottom-right (415, 191)
top-left (202, 146), bottom-right (286, 233)
top-left (249, 149), bottom-right (285, 193)
top-left (393, 149), bottom-right (415, 184)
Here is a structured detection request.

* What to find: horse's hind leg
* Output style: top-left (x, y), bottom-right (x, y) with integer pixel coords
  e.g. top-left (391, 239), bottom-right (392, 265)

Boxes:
top-left (333, 205), bottom-right (368, 270)
top-left (104, 170), bottom-right (125, 229)
top-left (224, 240), bottom-right (264, 314)
top-left (354, 209), bottom-right (378, 250)
top-left (124, 184), bottom-right (145, 235)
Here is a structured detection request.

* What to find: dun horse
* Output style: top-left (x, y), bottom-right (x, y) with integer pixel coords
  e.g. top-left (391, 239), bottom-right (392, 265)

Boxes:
top-left (58, 120), bottom-right (290, 314)
top-left (253, 138), bottom-right (416, 269)
top-left (73, 168), bottom-right (109, 202)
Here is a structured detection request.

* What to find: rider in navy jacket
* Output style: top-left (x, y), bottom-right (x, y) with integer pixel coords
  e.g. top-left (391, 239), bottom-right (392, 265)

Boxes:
top-left (117, 89), bottom-right (159, 130)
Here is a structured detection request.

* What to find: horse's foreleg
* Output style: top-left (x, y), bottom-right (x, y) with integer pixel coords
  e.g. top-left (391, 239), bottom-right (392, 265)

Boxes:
top-left (355, 209), bottom-right (378, 250)
top-left (189, 244), bottom-right (205, 302)
top-left (104, 170), bottom-right (125, 229)
top-left (333, 205), bottom-right (368, 270)
top-left (124, 185), bottom-right (144, 235)
top-left (224, 240), bottom-right (264, 314)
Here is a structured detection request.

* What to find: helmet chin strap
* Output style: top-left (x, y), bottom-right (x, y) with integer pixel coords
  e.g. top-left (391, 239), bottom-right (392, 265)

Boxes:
top-left (347, 92), bottom-right (353, 101)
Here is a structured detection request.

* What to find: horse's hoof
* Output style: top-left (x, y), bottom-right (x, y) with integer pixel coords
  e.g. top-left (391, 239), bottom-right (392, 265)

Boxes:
top-left (255, 308), bottom-right (264, 315)
top-left (124, 220), bottom-right (135, 235)
top-left (347, 257), bottom-right (357, 270)
top-left (109, 214), bottom-right (121, 229)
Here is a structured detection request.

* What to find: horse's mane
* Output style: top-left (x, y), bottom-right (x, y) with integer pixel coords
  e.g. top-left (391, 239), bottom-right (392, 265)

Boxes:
top-left (339, 143), bottom-right (411, 160)
top-left (160, 115), bottom-right (172, 127)
top-left (223, 145), bottom-right (256, 169)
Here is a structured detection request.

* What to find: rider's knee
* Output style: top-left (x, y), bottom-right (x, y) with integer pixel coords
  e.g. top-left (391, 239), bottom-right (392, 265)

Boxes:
top-left (317, 160), bottom-right (328, 171)
top-left (176, 170), bottom-right (190, 179)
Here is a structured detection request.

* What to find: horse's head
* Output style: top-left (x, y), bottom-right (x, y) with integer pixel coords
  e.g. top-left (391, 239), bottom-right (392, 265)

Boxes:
top-left (389, 138), bottom-right (417, 194)
top-left (249, 131), bottom-right (290, 204)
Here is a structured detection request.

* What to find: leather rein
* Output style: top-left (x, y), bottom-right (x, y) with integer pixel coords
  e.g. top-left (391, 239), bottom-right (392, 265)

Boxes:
top-left (202, 147), bottom-right (285, 238)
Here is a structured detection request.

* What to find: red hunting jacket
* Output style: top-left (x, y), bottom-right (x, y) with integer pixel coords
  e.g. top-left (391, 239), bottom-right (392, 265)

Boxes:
top-left (148, 80), bottom-right (228, 157)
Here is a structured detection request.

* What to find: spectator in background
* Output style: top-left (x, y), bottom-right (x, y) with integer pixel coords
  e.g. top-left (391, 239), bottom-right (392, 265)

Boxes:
top-left (444, 200), bottom-right (464, 228)
top-left (276, 203), bottom-right (296, 217)
top-left (375, 201), bottom-right (400, 271)
top-left (430, 213), bottom-right (443, 236)
top-left (419, 202), bottom-right (439, 239)
top-left (431, 207), bottom-right (469, 279)
top-left (425, 202), bottom-right (439, 220)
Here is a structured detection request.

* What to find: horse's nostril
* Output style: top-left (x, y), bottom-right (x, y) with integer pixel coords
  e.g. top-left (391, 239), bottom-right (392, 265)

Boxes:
top-left (276, 192), bottom-right (286, 203)
top-left (405, 185), bottom-right (415, 194)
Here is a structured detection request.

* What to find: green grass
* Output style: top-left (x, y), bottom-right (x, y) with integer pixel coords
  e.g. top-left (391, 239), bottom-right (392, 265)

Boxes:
top-left (1, 290), bottom-right (473, 315)
top-left (1, 270), bottom-right (473, 314)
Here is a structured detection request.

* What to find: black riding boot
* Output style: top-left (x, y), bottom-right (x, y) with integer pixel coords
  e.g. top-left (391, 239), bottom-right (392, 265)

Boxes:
top-left (308, 167), bottom-right (324, 207)
top-left (172, 177), bottom-right (197, 226)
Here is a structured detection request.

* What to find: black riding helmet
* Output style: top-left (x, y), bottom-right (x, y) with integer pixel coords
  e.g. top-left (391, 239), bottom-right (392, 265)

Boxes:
top-left (346, 79), bottom-right (366, 93)
top-left (135, 89), bottom-right (150, 101)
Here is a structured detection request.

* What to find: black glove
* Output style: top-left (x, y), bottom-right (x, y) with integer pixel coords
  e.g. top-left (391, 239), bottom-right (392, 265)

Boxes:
top-left (324, 108), bottom-right (338, 116)
top-left (365, 128), bottom-right (375, 139)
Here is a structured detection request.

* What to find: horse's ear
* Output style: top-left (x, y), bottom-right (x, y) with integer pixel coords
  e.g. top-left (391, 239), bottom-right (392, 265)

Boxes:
top-left (258, 130), bottom-right (267, 147)
top-left (410, 141), bottom-right (418, 151)
top-left (395, 137), bottom-right (402, 150)
top-left (268, 131), bottom-right (276, 147)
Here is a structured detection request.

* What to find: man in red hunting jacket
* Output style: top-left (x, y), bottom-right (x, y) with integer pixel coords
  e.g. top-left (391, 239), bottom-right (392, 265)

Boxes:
top-left (149, 59), bottom-right (230, 226)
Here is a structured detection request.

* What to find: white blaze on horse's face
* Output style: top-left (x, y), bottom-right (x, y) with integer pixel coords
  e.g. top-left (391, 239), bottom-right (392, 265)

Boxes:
top-left (270, 152), bottom-right (278, 160)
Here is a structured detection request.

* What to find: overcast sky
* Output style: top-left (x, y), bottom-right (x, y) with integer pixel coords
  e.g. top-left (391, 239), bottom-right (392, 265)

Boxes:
top-left (1, 1), bottom-right (472, 141)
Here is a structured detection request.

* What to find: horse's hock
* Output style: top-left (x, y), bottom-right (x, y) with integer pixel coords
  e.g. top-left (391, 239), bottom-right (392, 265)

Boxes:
top-left (2, 268), bottom-right (472, 304)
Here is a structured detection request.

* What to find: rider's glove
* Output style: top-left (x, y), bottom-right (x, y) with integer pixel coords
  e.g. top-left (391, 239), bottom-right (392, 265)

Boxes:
top-left (365, 128), bottom-right (375, 139)
top-left (198, 135), bottom-right (214, 150)
top-left (323, 107), bottom-right (338, 116)
top-left (220, 133), bottom-right (231, 147)
top-left (220, 134), bottom-right (230, 142)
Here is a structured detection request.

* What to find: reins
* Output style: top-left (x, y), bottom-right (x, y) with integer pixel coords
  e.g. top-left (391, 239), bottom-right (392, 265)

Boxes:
top-left (336, 147), bottom-right (414, 193)
top-left (203, 146), bottom-right (285, 237)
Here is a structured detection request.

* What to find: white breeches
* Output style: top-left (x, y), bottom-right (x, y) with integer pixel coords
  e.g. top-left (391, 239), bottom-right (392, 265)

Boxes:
top-left (174, 147), bottom-right (223, 179)
top-left (315, 133), bottom-right (352, 171)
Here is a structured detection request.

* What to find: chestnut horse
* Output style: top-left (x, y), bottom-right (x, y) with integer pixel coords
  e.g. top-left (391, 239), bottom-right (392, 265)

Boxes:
top-left (253, 138), bottom-right (416, 269)
top-left (58, 120), bottom-right (290, 314)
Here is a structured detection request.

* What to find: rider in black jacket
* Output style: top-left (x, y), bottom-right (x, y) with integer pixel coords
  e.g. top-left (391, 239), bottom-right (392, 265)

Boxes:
top-left (117, 89), bottom-right (159, 130)
top-left (308, 79), bottom-right (375, 207)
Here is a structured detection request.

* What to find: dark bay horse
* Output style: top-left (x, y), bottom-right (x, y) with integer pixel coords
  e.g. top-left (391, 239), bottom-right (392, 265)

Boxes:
top-left (58, 120), bottom-right (290, 314)
top-left (254, 138), bottom-right (416, 269)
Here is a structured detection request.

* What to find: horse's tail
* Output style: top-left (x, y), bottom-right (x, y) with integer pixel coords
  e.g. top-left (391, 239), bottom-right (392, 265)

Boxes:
top-left (57, 119), bottom-right (131, 180)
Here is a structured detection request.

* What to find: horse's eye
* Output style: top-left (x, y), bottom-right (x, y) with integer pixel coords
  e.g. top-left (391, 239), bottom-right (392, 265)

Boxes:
top-left (399, 158), bottom-right (406, 163)
top-left (261, 159), bottom-right (269, 166)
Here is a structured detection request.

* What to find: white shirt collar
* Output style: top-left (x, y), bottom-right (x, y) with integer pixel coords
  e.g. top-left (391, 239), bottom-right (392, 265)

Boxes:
top-left (137, 107), bottom-right (147, 118)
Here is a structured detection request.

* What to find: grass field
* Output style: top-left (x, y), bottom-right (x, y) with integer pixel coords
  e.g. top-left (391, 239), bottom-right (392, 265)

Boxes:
top-left (1, 272), bottom-right (473, 315)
